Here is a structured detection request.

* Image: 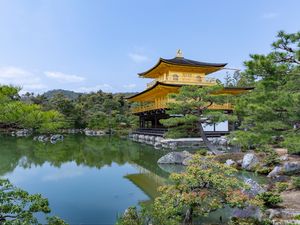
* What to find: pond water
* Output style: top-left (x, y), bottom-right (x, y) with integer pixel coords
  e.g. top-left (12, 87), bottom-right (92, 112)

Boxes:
top-left (0, 135), bottom-right (265, 224)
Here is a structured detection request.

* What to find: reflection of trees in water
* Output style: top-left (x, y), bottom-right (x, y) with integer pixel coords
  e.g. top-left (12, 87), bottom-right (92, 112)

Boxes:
top-left (0, 135), bottom-right (167, 177)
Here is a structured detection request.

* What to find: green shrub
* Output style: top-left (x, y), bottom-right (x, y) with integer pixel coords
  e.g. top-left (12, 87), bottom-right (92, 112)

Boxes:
top-left (260, 147), bottom-right (280, 166)
top-left (283, 134), bottom-right (300, 155)
top-left (195, 149), bottom-right (207, 156)
top-left (275, 182), bottom-right (289, 192)
top-left (255, 166), bottom-right (272, 174)
top-left (294, 214), bottom-right (300, 220)
top-left (292, 176), bottom-right (300, 189)
top-left (257, 191), bottom-right (282, 207)
top-left (116, 207), bottom-right (143, 225)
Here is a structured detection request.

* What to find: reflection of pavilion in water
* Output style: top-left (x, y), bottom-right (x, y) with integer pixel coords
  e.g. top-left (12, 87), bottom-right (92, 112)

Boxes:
top-left (124, 164), bottom-right (167, 200)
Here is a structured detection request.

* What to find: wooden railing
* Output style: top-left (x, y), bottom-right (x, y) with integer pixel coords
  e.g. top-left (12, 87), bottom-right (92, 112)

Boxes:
top-left (131, 100), bottom-right (233, 114)
top-left (146, 77), bottom-right (217, 88)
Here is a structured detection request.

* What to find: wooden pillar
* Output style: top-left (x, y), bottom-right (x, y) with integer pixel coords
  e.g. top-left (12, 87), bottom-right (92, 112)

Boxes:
top-left (154, 114), bottom-right (158, 128)
top-left (139, 116), bottom-right (142, 128)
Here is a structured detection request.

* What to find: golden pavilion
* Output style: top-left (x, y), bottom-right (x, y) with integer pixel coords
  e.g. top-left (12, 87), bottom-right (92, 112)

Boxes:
top-left (128, 50), bottom-right (251, 136)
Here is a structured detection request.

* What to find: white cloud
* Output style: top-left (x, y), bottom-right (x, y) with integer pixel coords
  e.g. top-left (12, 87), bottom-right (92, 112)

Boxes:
top-left (0, 66), bottom-right (46, 92)
top-left (45, 71), bottom-right (85, 83)
top-left (262, 12), bottom-right (279, 19)
top-left (77, 84), bottom-right (113, 93)
top-left (128, 52), bottom-right (149, 63)
top-left (123, 83), bottom-right (136, 89)
top-left (42, 170), bottom-right (84, 182)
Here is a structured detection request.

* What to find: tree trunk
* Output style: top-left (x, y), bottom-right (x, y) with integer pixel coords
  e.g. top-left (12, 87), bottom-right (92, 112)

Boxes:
top-left (198, 122), bottom-right (222, 154)
top-left (183, 207), bottom-right (193, 225)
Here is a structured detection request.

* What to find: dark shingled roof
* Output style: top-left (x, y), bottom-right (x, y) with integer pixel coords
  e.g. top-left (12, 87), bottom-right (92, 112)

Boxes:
top-left (138, 57), bottom-right (227, 76)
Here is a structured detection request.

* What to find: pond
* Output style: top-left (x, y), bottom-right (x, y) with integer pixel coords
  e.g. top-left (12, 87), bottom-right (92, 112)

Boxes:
top-left (0, 135), bottom-right (265, 224)
top-left (0, 135), bottom-right (168, 224)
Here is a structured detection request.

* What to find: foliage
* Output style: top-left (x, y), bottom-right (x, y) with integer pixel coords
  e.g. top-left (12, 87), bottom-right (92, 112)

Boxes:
top-left (275, 182), bottom-right (289, 192)
top-left (0, 85), bottom-right (66, 133)
top-left (148, 155), bottom-right (261, 225)
top-left (161, 84), bottom-right (236, 150)
top-left (116, 207), bottom-right (144, 225)
top-left (257, 191), bottom-right (282, 207)
top-left (195, 149), bottom-right (207, 156)
top-left (34, 90), bottom-right (138, 132)
top-left (294, 214), bottom-right (300, 220)
top-left (230, 31), bottom-right (300, 152)
top-left (262, 147), bottom-right (280, 167)
top-left (0, 179), bottom-right (67, 224)
top-left (292, 176), bottom-right (300, 189)
top-left (282, 134), bottom-right (300, 154)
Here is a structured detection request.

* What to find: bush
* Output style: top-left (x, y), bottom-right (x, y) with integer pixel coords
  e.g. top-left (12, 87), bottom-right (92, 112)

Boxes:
top-left (260, 146), bottom-right (280, 166)
top-left (292, 176), bottom-right (300, 189)
top-left (116, 207), bottom-right (143, 225)
top-left (283, 134), bottom-right (300, 155)
top-left (195, 149), bottom-right (207, 155)
top-left (275, 182), bottom-right (289, 192)
top-left (294, 214), bottom-right (300, 220)
top-left (257, 191), bottom-right (282, 207)
top-left (255, 166), bottom-right (272, 175)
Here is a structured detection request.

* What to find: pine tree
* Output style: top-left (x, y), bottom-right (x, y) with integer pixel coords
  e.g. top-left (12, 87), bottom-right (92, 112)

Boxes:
top-left (160, 84), bottom-right (235, 152)
top-left (231, 31), bottom-right (300, 154)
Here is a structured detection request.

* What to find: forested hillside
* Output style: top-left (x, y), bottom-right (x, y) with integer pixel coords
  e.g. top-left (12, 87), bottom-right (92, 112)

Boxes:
top-left (0, 86), bottom-right (138, 134)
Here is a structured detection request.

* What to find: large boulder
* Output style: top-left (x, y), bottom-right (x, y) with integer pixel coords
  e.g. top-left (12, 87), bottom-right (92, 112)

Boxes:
top-left (267, 166), bottom-right (282, 178)
top-left (242, 153), bottom-right (259, 171)
top-left (232, 205), bottom-right (262, 220)
top-left (244, 178), bottom-right (265, 197)
top-left (182, 156), bottom-right (194, 166)
top-left (157, 151), bottom-right (192, 164)
top-left (283, 161), bottom-right (300, 174)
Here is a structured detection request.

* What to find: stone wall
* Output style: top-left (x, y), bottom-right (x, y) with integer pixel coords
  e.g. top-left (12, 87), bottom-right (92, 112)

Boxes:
top-left (128, 133), bottom-right (230, 150)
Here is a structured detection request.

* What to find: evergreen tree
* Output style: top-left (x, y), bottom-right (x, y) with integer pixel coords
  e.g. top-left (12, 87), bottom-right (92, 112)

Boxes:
top-left (161, 84), bottom-right (235, 152)
top-left (231, 31), bottom-right (300, 154)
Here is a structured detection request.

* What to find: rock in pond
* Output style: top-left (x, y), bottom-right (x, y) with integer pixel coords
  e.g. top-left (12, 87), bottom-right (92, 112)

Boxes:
top-left (242, 153), bottom-right (259, 171)
top-left (50, 134), bottom-right (64, 144)
top-left (33, 135), bottom-right (49, 142)
top-left (12, 129), bottom-right (32, 137)
top-left (157, 151), bottom-right (193, 164)
top-left (84, 129), bottom-right (105, 136)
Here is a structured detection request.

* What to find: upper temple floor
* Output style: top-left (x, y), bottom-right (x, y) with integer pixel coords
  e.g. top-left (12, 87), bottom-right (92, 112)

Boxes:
top-left (139, 50), bottom-right (227, 89)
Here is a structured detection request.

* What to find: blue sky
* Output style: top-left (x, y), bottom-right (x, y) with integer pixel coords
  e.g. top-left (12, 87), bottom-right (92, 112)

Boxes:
top-left (0, 0), bottom-right (299, 94)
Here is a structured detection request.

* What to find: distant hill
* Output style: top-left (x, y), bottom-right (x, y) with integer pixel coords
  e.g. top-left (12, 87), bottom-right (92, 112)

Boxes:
top-left (42, 89), bottom-right (82, 100)
top-left (42, 89), bottom-right (138, 100)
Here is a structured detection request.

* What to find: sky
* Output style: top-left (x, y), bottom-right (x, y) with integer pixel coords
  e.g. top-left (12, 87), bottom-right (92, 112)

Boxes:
top-left (0, 0), bottom-right (299, 94)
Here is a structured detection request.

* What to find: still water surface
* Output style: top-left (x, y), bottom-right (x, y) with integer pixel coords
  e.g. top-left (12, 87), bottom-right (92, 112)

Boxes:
top-left (0, 135), bottom-right (265, 224)
top-left (0, 135), bottom-right (167, 224)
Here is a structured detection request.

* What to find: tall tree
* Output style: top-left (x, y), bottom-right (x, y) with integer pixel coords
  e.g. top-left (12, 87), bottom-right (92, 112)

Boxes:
top-left (161, 84), bottom-right (235, 152)
top-left (231, 31), bottom-right (300, 154)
